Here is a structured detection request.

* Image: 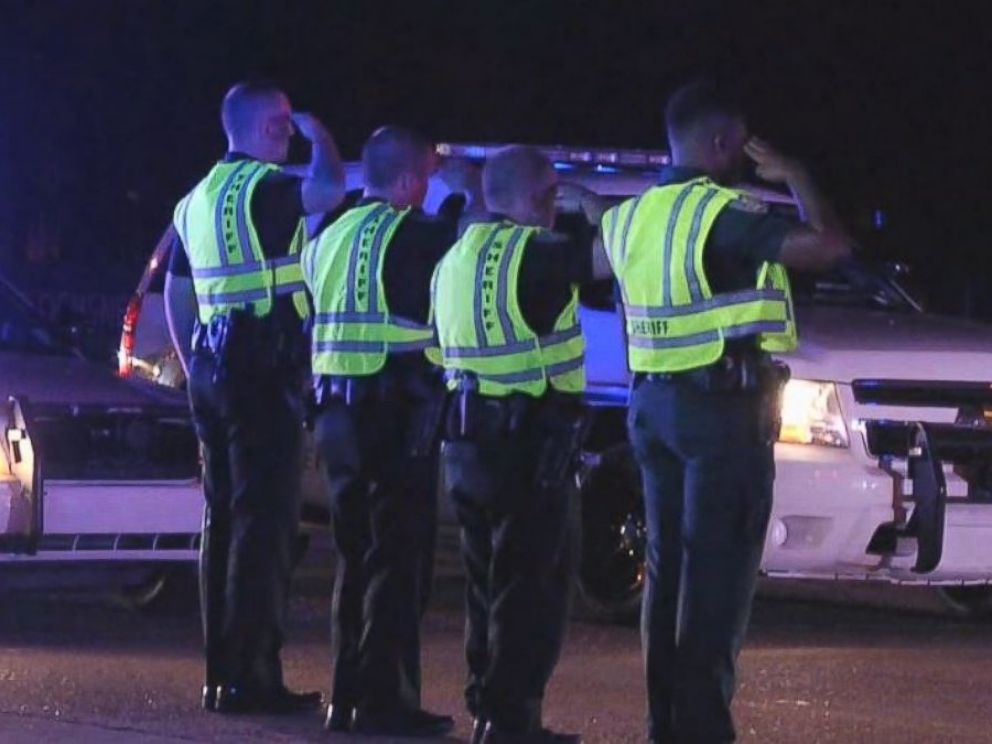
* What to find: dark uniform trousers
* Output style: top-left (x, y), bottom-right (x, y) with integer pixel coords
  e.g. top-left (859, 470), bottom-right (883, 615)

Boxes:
top-left (313, 361), bottom-right (441, 715)
top-left (628, 371), bottom-right (780, 744)
top-left (442, 392), bottom-right (578, 733)
top-left (188, 327), bottom-right (305, 695)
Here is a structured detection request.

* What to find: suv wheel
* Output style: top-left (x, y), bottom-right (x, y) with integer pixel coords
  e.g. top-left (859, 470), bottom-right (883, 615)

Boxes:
top-left (576, 443), bottom-right (646, 623)
top-left (937, 586), bottom-right (992, 620)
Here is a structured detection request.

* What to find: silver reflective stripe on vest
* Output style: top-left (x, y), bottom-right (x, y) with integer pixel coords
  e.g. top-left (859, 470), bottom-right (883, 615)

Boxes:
top-left (196, 287), bottom-right (269, 305)
top-left (724, 320), bottom-right (788, 338)
top-left (540, 325), bottom-right (582, 348)
top-left (345, 204), bottom-right (390, 313)
top-left (547, 356), bottom-right (585, 377)
top-left (235, 164), bottom-right (265, 267)
top-left (684, 188), bottom-right (720, 303)
top-left (191, 262), bottom-right (265, 279)
top-left (213, 161), bottom-right (253, 268)
top-left (192, 252), bottom-right (299, 279)
top-left (314, 339), bottom-right (429, 353)
top-left (661, 186), bottom-right (694, 307)
top-left (314, 312), bottom-right (429, 330)
top-left (316, 311), bottom-right (387, 324)
top-left (366, 209), bottom-right (403, 313)
top-left (478, 368), bottom-right (545, 384)
top-left (495, 227), bottom-right (525, 343)
top-left (628, 320), bottom-right (787, 349)
top-left (444, 337), bottom-right (539, 359)
top-left (628, 330), bottom-right (720, 349)
top-left (624, 288), bottom-right (786, 318)
top-left (274, 282), bottom-right (306, 296)
top-left (472, 226), bottom-right (505, 347)
top-left (618, 195), bottom-right (643, 265)
top-left (314, 340), bottom-right (385, 353)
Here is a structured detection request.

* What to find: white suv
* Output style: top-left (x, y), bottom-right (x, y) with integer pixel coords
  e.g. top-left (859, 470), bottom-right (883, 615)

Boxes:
top-left (119, 144), bottom-right (992, 619)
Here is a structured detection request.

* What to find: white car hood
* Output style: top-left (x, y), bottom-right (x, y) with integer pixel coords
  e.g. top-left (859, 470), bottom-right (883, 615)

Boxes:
top-left (580, 305), bottom-right (992, 390)
top-left (0, 350), bottom-right (187, 407)
top-left (786, 307), bottom-right (992, 384)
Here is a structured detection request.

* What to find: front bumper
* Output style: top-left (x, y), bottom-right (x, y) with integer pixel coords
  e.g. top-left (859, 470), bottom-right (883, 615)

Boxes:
top-left (764, 391), bottom-right (992, 585)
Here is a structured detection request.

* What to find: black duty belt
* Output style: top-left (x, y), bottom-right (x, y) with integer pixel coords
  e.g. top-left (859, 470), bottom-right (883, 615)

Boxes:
top-left (633, 355), bottom-right (789, 393)
top-left (192, 310), bottom-right (304, 381)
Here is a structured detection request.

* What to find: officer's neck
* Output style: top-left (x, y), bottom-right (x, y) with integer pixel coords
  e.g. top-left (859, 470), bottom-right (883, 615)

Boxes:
top-left (363, 188), bottom-right (411, 210)
top-left (226, 138), bottom-right (277, 164)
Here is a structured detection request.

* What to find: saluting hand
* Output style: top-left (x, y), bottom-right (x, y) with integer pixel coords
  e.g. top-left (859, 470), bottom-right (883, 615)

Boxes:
top-left (744, 137), bottom-right (805, 184)
top-left (291, 112), bottom-right (330, 143)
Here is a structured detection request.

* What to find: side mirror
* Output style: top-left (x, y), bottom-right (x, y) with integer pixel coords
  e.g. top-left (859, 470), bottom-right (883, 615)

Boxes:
top-left (881, 261), bottom-right (911, 278)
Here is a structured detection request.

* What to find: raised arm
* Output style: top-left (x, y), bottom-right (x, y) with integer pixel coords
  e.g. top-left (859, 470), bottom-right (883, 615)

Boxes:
top-left (291, 112), bottom-right (347, 215)
top-left (745, 137), bottom-right (854, 272)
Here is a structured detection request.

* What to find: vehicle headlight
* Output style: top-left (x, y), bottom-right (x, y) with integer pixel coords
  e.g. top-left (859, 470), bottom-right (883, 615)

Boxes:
top-left (778, 379), bottom-right (849, 448)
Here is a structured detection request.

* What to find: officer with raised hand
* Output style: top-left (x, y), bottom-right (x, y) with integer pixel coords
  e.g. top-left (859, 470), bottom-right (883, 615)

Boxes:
top-left (432, 145), bottom-right (611, 744)
top-left (164, 80), bottom-right (345, 714)
top-left (301, 127), bottom-right (480, 737)
top-left (603, 80), bottom-right (853, 743)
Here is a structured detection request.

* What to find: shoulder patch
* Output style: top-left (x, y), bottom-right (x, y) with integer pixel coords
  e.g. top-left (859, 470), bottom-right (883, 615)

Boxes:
top-left (728, 194), bottom-right (770, 214)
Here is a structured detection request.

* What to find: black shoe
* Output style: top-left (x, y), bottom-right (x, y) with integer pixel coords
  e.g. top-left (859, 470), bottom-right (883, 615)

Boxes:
top-left (481, 723), bottom-right (582, 744)
top-left (324, 704), bottom-right (355, 732)
top-left (215, 684), bottom-right (323, 715)
top-left (352, 707), bottom-right (455, 738)
top-left (471, 717), bottom-right (488, 744)
top-left (201, 684), bottom-right (220, 712)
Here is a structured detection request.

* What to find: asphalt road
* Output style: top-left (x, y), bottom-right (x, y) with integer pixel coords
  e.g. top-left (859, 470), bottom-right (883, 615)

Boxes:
top-left (1, 539), bottom-right (991, 743)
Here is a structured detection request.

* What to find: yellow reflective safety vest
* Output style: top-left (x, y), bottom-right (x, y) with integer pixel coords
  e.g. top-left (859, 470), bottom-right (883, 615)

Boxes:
top-left (431, 221), bottom-right (586, 398)
top-left (173, 159), bottom-right (309, 323)
top-left (603, 176), bottom-right (797, 373)
top-left (301, 201), bottom-right (436, 376)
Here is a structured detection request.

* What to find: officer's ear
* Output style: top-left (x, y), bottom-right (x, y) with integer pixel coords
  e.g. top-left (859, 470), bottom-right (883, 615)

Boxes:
top-left (712, 131), bottom-right (729, 156)
top-left (396, 171), bottom-right (415, 196)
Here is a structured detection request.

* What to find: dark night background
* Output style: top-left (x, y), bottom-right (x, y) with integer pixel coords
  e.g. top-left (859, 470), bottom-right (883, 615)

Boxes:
top-left (0, 0), bottom-right (990, 325)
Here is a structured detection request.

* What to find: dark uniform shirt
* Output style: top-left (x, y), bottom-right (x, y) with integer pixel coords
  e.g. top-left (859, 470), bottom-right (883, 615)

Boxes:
top-left (168, 152), bottom-right (307, 331)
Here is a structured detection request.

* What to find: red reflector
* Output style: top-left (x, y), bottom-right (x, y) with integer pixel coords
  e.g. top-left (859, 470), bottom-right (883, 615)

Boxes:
top-left (118, 296), bottom-right (142, 377)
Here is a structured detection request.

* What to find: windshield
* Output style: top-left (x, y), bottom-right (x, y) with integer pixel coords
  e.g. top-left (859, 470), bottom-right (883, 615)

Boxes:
top-left (0, 278), bottom-right (72, 356)
top-left (791, 260), bottom-right (920, 313)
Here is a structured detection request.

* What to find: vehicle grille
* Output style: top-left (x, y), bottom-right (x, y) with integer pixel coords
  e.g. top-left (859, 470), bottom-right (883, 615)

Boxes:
top-left (28, 403), bottom-right (199, 481)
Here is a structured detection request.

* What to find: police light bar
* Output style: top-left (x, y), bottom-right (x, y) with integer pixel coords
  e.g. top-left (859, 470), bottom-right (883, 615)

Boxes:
top-left (436, 143), bottom-right (670, 169)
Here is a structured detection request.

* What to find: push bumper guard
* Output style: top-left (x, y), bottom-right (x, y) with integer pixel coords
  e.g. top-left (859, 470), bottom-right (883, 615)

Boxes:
top-left (856, 379), bottom-right (992, 574)
top-left (2, 396), bottom-right (199, 555)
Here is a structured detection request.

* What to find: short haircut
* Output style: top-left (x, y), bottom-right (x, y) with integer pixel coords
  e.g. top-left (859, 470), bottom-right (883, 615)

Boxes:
top-left (665, 80), bottom-right (745, 144)
top-left (221, 80), bottom-right (287, 140)
top-left (362, 126), bottom-right (432, 189)
top-left (483, 145), bottom-right (553, 213)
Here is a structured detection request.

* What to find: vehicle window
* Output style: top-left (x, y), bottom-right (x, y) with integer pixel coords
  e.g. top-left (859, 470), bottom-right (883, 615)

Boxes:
top-left (0, 279), bottom-right (71, 356)
top-left (792, 261), bottom-right (919, 313)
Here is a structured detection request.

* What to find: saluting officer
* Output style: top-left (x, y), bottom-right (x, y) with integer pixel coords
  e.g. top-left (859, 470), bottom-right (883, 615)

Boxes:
top-left (164, 81), bottom-right (345, 714)
top-left (301, 127), bottom-right (480, 737)
top-left (432, 145), bottom-right (611, 744)
top-left (603, 81), bottom-right (853, 743)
